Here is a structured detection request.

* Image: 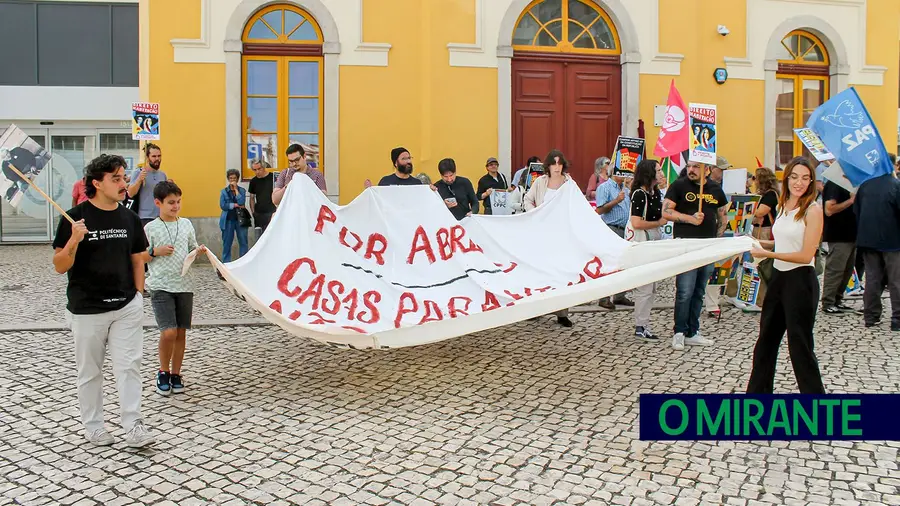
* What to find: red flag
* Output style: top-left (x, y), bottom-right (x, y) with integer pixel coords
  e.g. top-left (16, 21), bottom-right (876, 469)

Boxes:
top-left (653, 80), bottom-right (690, 159)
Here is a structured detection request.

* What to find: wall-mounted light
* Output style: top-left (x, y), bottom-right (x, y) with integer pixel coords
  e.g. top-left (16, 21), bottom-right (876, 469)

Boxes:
top-left (714, 68), bottom-right (728, 85)
top-left (717, 25), bottom-right (730, 36)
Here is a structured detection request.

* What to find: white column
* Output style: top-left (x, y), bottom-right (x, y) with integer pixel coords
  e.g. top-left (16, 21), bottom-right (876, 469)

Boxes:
top-left (497, 46), bottom-right (513, 178)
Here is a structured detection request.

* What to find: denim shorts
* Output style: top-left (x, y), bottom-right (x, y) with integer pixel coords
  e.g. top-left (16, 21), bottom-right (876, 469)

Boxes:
top-left (150, 291), bottom-right (194, 330)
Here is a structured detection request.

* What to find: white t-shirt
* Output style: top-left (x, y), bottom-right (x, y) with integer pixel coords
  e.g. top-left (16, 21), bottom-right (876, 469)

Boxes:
top-left (543, 187), bottom-right (559, 205)
top-left (773, 205), bottom-right (816, 272)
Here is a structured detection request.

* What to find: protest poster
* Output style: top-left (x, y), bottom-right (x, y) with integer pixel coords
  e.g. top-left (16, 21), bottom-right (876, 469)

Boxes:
top-left (708, 195), bottom-right (759, 286)
top-left (806, 87), bottom-right (892, 187)
top-left (132, 102), bottom-right (160, 141)
top-left (0, 124), bottom-right (52, 208)
top-left (489, 188), bottom-right (521, 216)
top-left (733, 261), bottom-right (762, 310)
top-left (793, 128), bottom-right (834, 162)
top-left (822, 161), bottom-right (857, 194)
top-left (845, 268), bottom-right (863, 297)
top-left (722, 168), bottom-right (747, 195)
top-left (204, 175), bottom-right (754, 349)
top-left (523, 162), bottom-right (544, 191)
top-left (611, 136), bottom-right (645, 178)
top-left (689, 103), bottom-right (717, 165)
top-left (723, 194), bottom-right (760, 237)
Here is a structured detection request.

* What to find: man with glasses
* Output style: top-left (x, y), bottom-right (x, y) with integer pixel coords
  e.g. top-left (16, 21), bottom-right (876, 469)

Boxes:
top-left (662, 161), bottom-right (729, 350)
top-left (272, 144), bottom-right (326, 206)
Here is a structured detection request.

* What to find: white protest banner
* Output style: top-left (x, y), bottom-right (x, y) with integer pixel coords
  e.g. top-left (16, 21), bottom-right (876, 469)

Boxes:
top-left (689, 103), bottom-right (717, 165)
top-left (205, 175), bottom-right (754, 349)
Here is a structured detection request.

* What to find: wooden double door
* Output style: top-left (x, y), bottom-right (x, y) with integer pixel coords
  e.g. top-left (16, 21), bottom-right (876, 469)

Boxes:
top-left (512, 52), bottom-right (622, 191)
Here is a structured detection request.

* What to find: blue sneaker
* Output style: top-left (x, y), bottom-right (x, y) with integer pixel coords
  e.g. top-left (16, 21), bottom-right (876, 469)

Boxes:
top-left (170, 374), bottom-right (184, 394)
top-left (156, 371), bottom-right (171, 396)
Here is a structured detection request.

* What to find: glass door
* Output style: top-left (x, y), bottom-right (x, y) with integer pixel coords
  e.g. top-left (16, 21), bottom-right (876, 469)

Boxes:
top-left (48, 131), bottom-right (97, 232)
top-left (1, 129), bottom-right (51, 242)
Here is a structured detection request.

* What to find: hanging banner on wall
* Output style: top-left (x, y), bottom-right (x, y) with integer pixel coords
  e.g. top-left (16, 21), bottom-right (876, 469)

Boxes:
top-left (132, 102), bottom-right (160, 141)
top-left (689, 103), bottom-right (717, 165)
top-left (203, 176), bottom-right (754, 349)
top-left (611, 136), bottom-right (645, 178)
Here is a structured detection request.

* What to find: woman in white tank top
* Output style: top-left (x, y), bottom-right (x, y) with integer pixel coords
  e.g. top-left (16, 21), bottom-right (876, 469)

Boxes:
top-left (746, 157), bottom-right (826, 394)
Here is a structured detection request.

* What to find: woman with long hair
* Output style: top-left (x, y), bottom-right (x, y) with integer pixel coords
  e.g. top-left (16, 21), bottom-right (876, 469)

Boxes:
top-left (524, 149), bottom-right (576, 327)
top-left (752, 167), bottom-right (779, 240)
top-left (747, 156), bottom-right (825, 393)
top-left (629, 159), bottom-right (668, 339)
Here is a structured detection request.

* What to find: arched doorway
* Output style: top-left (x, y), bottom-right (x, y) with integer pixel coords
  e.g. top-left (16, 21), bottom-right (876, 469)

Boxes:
top-left (241, 4), bottom-right (324, 179)
top-left (774, 30), bottom-right (829, 167)
top-left (510, 0), bottom-right (622, 189)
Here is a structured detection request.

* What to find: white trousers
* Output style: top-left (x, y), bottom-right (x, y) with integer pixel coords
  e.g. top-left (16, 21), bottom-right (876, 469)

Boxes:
top-left (71, 294), bottom-right (144, 432)
top-left (704, 284), bottom-right (721, 312)
top-left (632, 227), bottom-right (662, 328)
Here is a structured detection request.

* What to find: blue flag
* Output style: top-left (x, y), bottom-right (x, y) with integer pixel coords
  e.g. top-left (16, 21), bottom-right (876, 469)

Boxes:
top-left (805, 87), bottom-right (893, 187)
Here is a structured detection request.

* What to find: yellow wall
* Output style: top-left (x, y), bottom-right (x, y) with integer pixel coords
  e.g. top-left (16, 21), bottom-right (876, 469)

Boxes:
top-left (147, 0), bottom-right (900, 216)
top-left (857, 0), bottom-right (900, 153)
top-left (339, 0), bottom-right (496, 204)
top-left (147, 0), bottom-right (226, 218)
top-left (643, 0), bottom-right (765, 170)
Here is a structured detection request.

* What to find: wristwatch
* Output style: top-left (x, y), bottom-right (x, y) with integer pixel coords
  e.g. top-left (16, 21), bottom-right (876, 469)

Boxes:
top-left (148, 247), bottom-right (156, 258)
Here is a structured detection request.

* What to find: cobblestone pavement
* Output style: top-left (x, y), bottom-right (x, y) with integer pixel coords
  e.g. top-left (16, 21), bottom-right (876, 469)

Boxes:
top-left (1, 245), bottom-right (899, 506)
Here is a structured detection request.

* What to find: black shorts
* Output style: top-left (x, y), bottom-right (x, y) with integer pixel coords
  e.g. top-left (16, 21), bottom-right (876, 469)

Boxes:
top-left (150, 291), bottom-right (194, 330)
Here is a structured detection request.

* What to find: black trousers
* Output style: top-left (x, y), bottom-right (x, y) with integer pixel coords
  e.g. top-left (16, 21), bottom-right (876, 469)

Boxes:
top-left (747, 266), bottom-right (825, 394)
top-left (862, 250), bottom-right (900, 326)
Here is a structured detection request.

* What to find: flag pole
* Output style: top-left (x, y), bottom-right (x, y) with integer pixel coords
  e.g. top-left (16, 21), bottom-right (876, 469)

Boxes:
top-left (698, 164), bottom-right (705, 214)
top-left (6, 163), bottom-right (76, 225)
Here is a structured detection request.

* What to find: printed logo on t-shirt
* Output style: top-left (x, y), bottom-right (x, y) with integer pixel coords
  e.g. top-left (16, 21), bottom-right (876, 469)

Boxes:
top-left (684, 192), bottom-right (720, 205)
top-left (86, 228), bottom-right (129, 241)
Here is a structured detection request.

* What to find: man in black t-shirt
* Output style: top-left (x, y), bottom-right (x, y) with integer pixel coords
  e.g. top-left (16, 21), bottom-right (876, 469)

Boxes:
top-left (52, 154), bottom-right (155, 449)
top-left (248, 160), bottom-right (275, 236)
top-left (821, 181), bottom-right (858, 314)
top-left (662, 161), bottom-right (729, 350)
top-left (379, 147), bottom-right (423, 187)
top-left (435, 158), bottom-right (479, 220)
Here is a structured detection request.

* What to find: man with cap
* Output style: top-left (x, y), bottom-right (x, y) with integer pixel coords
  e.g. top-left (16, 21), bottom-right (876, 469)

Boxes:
top-left (477, 157), bottom-right (515, 215)
top-left (703, 155), bottom-right (732, 317)
top-left (379, 147), bottom-right (422, 186)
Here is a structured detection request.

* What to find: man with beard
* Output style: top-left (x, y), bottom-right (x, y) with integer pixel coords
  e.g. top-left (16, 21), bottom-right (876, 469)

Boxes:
top-left (663, 161), bottom-right (729, 350)
top-left (127, 143), bottom-right (167, 227)
top-left (52, 154), bottom-right (155, 448)
top-left (379, 147), bottom-right (422, 186)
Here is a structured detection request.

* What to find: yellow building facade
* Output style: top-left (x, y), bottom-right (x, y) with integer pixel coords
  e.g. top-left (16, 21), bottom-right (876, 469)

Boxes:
top-left (141, 0), bottom-right (900, 223)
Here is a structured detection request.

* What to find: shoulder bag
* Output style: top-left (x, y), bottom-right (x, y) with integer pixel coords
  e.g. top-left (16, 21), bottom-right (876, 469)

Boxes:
top-left (624, 188), bottom-right (648, 242)
top-left (229, 189), bottom-right (252, 228)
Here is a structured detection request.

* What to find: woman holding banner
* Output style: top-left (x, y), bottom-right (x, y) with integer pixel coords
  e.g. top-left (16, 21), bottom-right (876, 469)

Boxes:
top-left (524, 150), bottom-right (575, 327)
top-left (627, 160), bottom-right (667, 339)
top-left (747, 156), bottom-right (826, 394)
